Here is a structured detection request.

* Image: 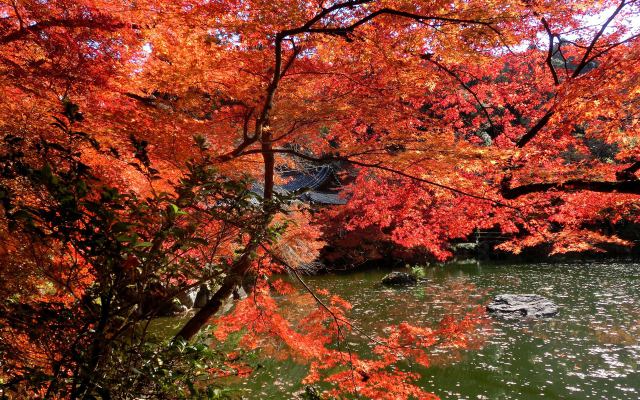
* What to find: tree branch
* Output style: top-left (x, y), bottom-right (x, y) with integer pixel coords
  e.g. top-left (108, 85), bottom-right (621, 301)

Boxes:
top-left (515, 108), bottom-right (555, 147)
top-left (587, 32), bottom-right (640, 63)
top-left (572, 0), bottom-right (627, 78)
top-left (0, 17), bottom-right (124, 45)
top-left (541, 18), bottom-right (560, 85)
top-left (307, 8), bottom-right (499, 37)
top-left (173, 245), bottom-right (256, 341)
top-left (616, 160), bottom-right (640, 181)
top-left (236, 148), bottom-right (520, 210)
top-left (515, 1), bottom-right (629, 147)
top-left (501, 176), bottom-right (640, 199)
top-left (422, 54), bottom-right (497, 136)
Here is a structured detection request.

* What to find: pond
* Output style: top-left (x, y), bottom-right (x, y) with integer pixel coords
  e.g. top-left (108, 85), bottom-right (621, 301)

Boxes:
top-left (157, 261), bottom-right (640, 399)
top-left (225, 261), bottom-right (640, 399)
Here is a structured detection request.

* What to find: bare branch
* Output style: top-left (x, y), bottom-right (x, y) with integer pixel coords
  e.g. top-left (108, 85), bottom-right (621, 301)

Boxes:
top-left (0, 17), bottom-right (124, 45)
top-left (422, 54), bottom-right (498, 135)
top-left (588, 32), bottom-right (640, 62)
top-left (616, 160), bottom-right (640, 181)
top-left (572, 0), bottom-right (627, 77)
top-left (515, 108), bottom-right (555, 148)
top-left (236, 147), bottom-right (520, 210)
top-left (541, 18), bottom-right (560, 85)
top-left (501, 176), bottom-right (640, 199)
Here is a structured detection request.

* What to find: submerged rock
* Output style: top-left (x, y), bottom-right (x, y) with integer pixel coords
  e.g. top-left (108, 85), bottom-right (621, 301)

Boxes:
top-left (487, 294), bottom-right (558, 318)
top-left (381, 271), bottom-right (418, 286)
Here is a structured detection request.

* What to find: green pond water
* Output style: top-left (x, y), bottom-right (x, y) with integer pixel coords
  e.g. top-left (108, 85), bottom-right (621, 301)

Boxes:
top-left (162, 261), bottom-right (640, 399)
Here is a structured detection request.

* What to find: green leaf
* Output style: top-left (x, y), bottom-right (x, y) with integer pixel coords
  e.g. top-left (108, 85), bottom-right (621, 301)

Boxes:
top-left (169, 203), bottom-right (188, 216)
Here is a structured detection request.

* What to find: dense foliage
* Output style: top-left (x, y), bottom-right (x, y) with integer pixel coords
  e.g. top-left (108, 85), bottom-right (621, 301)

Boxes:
top-left (0, 0), bottom-right (638, 398)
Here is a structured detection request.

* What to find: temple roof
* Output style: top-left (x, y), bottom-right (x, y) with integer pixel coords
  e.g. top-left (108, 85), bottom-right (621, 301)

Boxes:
top-left (251, 165), bottom-right (347, 205)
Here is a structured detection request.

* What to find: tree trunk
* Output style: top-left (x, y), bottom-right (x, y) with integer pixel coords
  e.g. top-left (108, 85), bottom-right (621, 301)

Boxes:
top-left (174, 34), bottom-right (281, 342)
top-left (174, 128), bottom-right (276, 341)
top-left (173, 249), bottom-right (254, 341)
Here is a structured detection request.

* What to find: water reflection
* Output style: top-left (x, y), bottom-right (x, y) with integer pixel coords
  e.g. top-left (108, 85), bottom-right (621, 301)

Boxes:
top-left (237, 261), bottom-right (640, 399)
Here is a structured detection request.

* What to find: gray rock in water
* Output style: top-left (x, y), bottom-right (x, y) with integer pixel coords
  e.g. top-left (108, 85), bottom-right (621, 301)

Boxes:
top-left (176, 286), bottom-right (199, 309)
top-left (233, 286), bottom-right (248, 300)
top-left (194, 284), bottom-right (212, 308)
top-left (487, 294), bottom-right (558, 318)
top-left (159, 298), bottom-right (188, 316)
top-left (381, 271), bottom-right (417, 286)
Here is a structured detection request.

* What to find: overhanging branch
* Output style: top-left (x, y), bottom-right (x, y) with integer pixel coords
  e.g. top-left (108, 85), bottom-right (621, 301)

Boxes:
top-left (0, 17), bottom-right (124, 45)
top-left (501, 177), bottom-right (640, 199)
top-left (236, 147), bottom-right (520, 210)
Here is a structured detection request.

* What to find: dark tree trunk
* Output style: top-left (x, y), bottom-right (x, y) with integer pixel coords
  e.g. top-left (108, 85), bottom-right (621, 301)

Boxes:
top-left (173, 251), bottom-right (253, 341)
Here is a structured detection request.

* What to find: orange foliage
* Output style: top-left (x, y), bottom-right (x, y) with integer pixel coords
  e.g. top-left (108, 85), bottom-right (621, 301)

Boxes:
top-left (1, 0), bottom-right (639, 398)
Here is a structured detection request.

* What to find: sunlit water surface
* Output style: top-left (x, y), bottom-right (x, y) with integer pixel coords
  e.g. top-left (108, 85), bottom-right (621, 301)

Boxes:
top-left (168, 261), bottom-right (640, 399)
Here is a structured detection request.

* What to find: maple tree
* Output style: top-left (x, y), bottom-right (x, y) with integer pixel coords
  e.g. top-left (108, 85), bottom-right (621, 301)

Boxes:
top-left (1, 0), bottom-right (639, 398)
